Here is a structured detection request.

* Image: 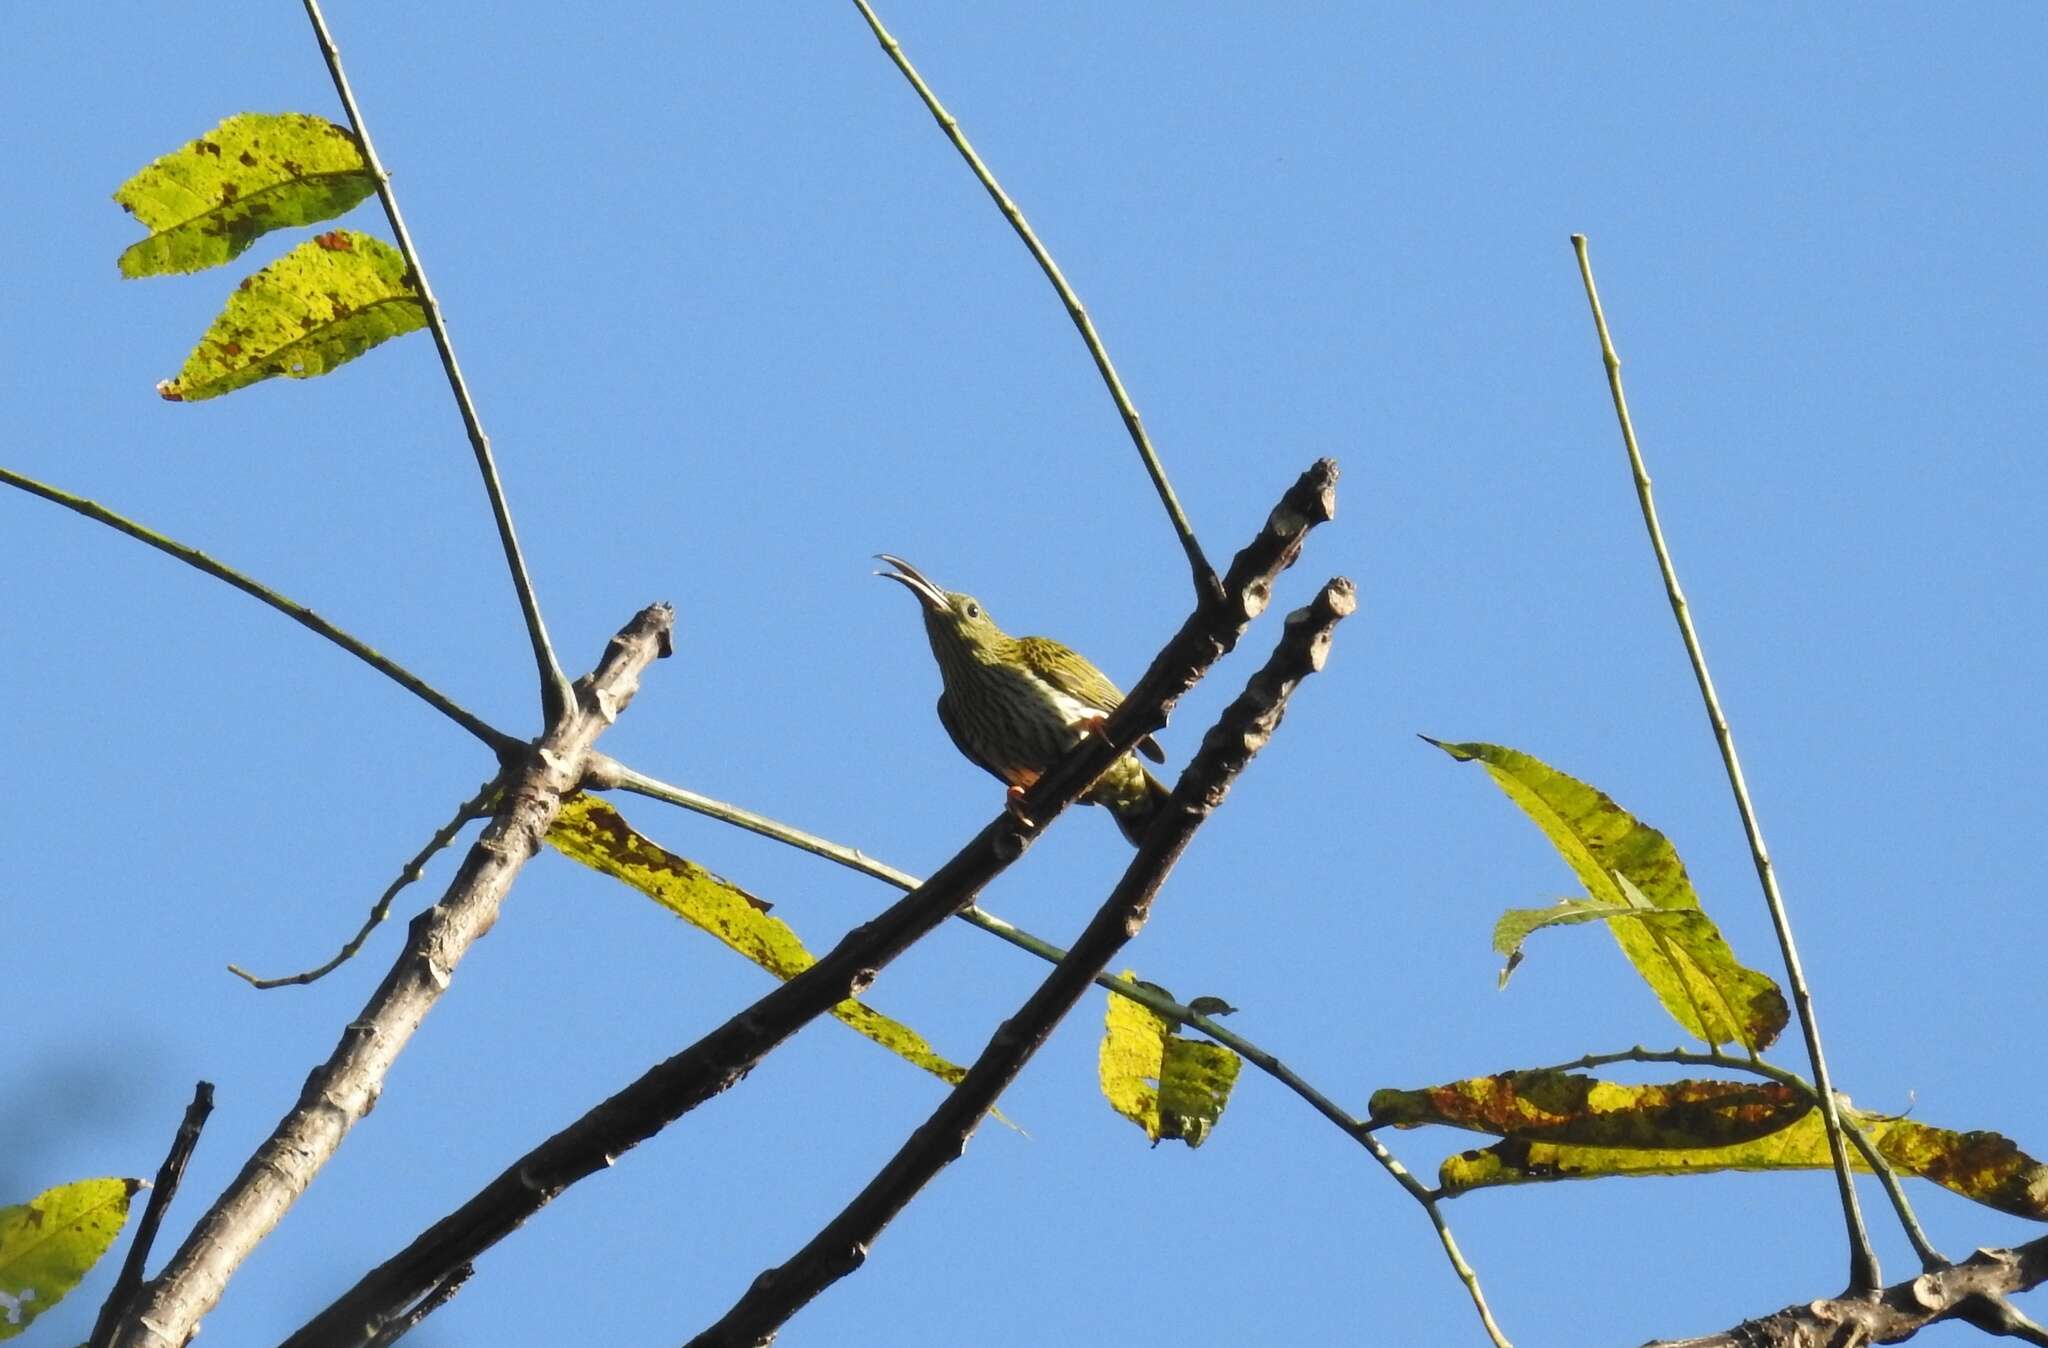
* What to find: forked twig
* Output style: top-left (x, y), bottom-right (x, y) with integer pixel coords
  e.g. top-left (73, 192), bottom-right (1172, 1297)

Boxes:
top-left (229, 781), bottom-right (500, 989)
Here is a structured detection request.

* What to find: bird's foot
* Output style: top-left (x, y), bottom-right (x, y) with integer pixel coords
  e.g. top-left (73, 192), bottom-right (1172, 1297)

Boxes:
top-left (1004, 783), bottom-right (1037, 829)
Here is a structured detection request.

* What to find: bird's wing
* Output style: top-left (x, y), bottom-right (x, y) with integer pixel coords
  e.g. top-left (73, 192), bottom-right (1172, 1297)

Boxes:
top-left (1015, 636), bottom-right (1166, 764)
top-left (937, 691), bottom-right (1015, 786)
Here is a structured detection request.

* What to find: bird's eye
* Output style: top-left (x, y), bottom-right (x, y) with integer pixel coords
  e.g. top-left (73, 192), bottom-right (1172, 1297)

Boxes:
top-left (964, 602), bottom-right (980, 619)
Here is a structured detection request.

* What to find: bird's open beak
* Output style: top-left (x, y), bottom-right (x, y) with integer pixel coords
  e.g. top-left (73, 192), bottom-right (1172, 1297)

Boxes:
top-left (874, 554), bottom-right (950, 614)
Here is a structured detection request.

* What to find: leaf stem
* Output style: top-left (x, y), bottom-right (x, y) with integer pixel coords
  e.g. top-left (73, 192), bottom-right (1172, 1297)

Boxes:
top-left (846, 0), bottom-right (1220, 602)
top-left (1569, 234), bottom-right (1878, 1291)
top-left (1, 464), bottom-right (516, 752)
top-left (301, 0), bottom-right (575, 723)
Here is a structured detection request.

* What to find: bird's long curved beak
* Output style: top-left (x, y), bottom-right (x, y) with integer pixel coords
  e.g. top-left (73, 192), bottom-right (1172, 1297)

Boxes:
top-left (874, 554), bottom-right (950, 614)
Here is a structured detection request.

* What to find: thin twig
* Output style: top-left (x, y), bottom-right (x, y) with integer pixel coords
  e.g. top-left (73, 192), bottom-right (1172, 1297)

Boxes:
top-left (104, 606), bottom-right (676, 1348)
top-left (300, 0), bottom-right (573, 723)
top-left (1541, 1045), bottom-right (1945, 1269)
top-left (282, 461), bottom-right (1336, 1348)
top-left (1, 465), bottom-right (516, 754)
top-left (847, 0), bottom-right (1220, 602)
top-left (87, 1083), bottom-right (215, 1348)
top-left (229, 780), bottom-right (500, 989)
top-left (1569, 235), bottom-right (1878, 1291)
top-left (365, 1264), bottom-right (473, 1348)
top-left (684, 579), bottom-right (1357, 1346)
top-left (596, 755), bottom-right (1508, 1344)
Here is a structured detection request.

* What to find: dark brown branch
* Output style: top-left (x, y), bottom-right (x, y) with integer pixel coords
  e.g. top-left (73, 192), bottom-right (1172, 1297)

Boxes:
top-left (684, 578), bottom-right (1356, 1347)
top-left (365, 1265), bottom-right (473, 1348)
top-left (105, 605), bottom-right (675, 1348)
top-left (281, 459), bottom-right (1337, 1348)
top-left (1647, 1234), bottom-right (2048, 1348)
top-left (88, 1082), bottom-right (215, 1348)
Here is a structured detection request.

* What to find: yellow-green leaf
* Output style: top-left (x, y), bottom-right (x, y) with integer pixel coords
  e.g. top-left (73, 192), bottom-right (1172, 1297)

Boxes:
top-left (1099, 974), bottom-right (1241, 1147)
top-left (114, 112), bottom-right (376, 277)
top-left (157, 230), bottom-right (424, 401)
top-left (546, 796), bottom-right (969, 1089)
top-left (0, 1177), bottom-right (141, 1340)
top-left (1427, 738), bottom-right (1788, 1051)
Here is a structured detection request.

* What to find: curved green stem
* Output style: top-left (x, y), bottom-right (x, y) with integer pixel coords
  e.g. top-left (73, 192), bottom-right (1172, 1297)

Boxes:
top-left (1570, 234), bottom-right (1878, 1291)
top-left (2, 465), bottom-right (516, 753)
top-left (302, 0), bottom-right (575, 723)
top-left (596, 755), bottom-right (1509, 1344)
top-left (846, 0), bottom-right (1219, 602)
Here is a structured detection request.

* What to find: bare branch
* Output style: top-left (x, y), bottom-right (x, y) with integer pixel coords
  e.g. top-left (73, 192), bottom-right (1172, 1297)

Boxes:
top-left (103, 605), bottom-right (675, 1348)
top-left (683, 579), bottom-right (1355, 1345)
top-left (301, 0), bottom-right (574, 722)
top-left (87, 1082), bottom-right (215, 1348)
top-left (1647, 1235), bottom-right (2048, 1348)
top-left (1569, 235), bottom-right (1877, 1290)
top-left (282, 460), bottom-right (1337, 1348)
top-left (365, 1265), bottom-right (473, 1348)
top-left (230, 781), bottom-right (498, 989)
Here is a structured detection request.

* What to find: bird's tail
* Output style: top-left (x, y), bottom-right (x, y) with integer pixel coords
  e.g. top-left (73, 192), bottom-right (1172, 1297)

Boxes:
top-left (1093, 759), bottom-right (1173, 847)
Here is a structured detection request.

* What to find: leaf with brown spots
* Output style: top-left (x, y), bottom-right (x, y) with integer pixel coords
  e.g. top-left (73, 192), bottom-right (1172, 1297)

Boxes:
top-left (1370, 1070), bottom-right (2048, 1217)
top-left (113, 113), bottom-right (375, 277)
top-left (155, 230), bottom-right (423, 401)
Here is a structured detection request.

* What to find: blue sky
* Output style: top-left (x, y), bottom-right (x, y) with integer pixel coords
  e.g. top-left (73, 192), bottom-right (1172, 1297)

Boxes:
top-left (6, 4), bottom-right (2044, 1344)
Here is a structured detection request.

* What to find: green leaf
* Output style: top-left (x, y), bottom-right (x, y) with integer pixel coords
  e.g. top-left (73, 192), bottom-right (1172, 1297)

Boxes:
top-left (1099, 974), bottom-right (1242, 1147)
top-left (157, 230), bottom-right (424, 402)
top-left (1427, 738), bottom-right (1788, 1051)
top-left (0, 1177), bottom-right (141, 1340)
top-left (546, 795), bottom-right (971, 1090)
top-left (114, 112), bottom-right (376, 277)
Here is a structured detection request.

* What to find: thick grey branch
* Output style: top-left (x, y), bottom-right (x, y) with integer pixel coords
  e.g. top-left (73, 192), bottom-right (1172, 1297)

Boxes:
top-left (104, 605), bottom-right (675, 1348)
top-left (1647, 1235), bottom-right (2048, 1348)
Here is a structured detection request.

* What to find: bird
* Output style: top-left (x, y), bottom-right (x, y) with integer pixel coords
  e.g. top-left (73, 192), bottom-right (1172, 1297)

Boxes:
top-left (875, 554), bottom-right (1171, 846)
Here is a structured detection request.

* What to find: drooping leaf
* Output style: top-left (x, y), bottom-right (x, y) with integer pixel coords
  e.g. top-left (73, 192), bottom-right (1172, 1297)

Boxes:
top-left (1372, 1070), bottom-right (2048, 1219)
top-left (157, 230), bottom-right (424, 401)
top-left (0, 1177), bottom-right (141, 1340)
top-left (1868, 1116), bottom-right (2048, 1221)
top-left (1099, 974), bottom-right (1242, 1147)
top-left (1427, 738), bottom-right (1788, 1051)
top-left (1368, 1071), bottom-right (1810, 1148)
top-left (114, 112), bottom-right (376, 277)
top-left (546, 795), bottom-right (969, 1089)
